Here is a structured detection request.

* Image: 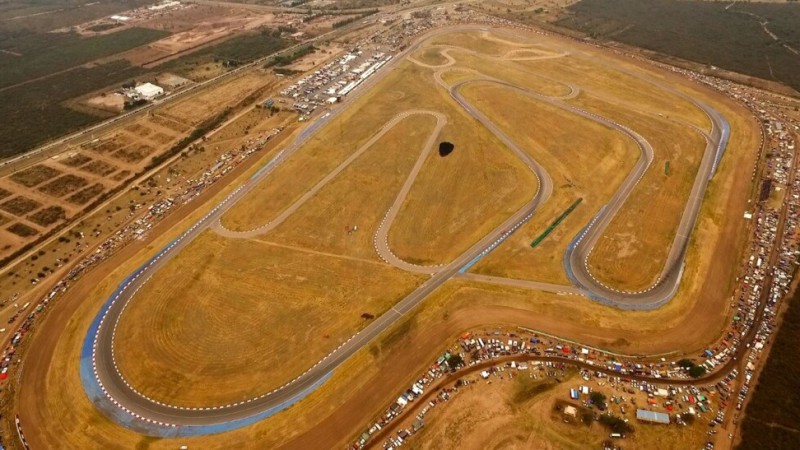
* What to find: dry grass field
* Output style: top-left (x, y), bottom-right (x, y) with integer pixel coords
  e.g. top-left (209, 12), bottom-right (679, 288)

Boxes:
top-left (426, 31), bottom-right (529, 56)
top-left (386, 106), bottom-right (536, 266)
top-left (450, 50), bottom-right (572, 98)
top-left (267, 114), bottom-right (438, 260)
top-left (524, 55), bottom-right (711, 129)
top-left (416, 30), bottom-right (730, 292)
top-left (9, 26), bottom-right (761, 450)
top-left (412, 47), bottom-right (451, 66)
top-left (162, 72), bottom-right (277, 126)
top-left (114, 231), bottom-right (424, 406)
top-left (408, 30), bottom-right (711, 288)
top-left (463, 83), bottom-right (638, 284)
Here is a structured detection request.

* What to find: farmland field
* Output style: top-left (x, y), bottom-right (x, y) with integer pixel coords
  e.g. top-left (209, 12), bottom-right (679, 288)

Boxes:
top-left (0, 60), bottom-right (150, 158)
top-left (0, 28), bottom-right (169, 90)
top-left (0, 196), bottom-right (41, 216)
top-left (0, 0), bottom-right (154, 34)
top-left (156, 31), bottom-right (288, 78)
top-left (9, 165), bottom-right (62, 188)
top-left (555, 0), bottom-right (800, 92)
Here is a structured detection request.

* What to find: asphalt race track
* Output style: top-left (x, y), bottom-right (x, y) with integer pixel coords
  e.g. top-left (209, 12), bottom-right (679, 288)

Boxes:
top-left (80, 25), bottom-right (729, 435)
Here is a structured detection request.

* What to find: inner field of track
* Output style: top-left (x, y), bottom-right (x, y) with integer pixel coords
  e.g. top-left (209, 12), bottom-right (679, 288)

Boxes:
top-left (262, 113), bottom-right (439, 261)
top-left (113, 231), bottom-right (425, 407)
top-left (578, 96), bottom-right (706, 290)
top-left (465, 83), bottom-right (706, 289)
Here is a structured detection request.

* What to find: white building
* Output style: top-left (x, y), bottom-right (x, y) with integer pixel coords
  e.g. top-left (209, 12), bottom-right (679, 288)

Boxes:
top-left (134, 83), bottom-right (164, 101)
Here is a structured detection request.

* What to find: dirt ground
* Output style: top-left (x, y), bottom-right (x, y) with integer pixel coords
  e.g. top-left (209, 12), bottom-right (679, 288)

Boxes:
top-left (115, 5), bottom-right (332, 69)
top-left (402, 371), bottom-right (713, 450)
top-left (84, 93), bottom-right (126, 113)
top-left (478, 0), bottom-right (580, 23)
top-left (7, 26), bottom-right (761, 450)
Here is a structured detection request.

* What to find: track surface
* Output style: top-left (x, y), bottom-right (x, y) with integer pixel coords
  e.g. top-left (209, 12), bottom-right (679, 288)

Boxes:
top-left (81, 26), bottom-right (729, 433)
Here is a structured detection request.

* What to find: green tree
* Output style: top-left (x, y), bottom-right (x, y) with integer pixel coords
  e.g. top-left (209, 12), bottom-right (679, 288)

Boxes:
top-left (447, 353), bottom-right (464, 370)
top-left (677, 359), bottom-right (695, 369)
top-left (590, 391), bottom-right (607, 407)
top-left (689, 365), bottom-right (707, 378)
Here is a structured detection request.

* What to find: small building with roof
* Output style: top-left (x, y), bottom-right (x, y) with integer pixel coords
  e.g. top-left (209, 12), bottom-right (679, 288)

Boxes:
top-left (636, 409), bottom-right (670, 424)
top-left (134, 82), bottom-right (164, 101)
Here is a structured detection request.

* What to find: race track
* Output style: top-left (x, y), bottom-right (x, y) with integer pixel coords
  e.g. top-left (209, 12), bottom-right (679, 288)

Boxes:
top-left (80, 25), bottom-right (729, 434)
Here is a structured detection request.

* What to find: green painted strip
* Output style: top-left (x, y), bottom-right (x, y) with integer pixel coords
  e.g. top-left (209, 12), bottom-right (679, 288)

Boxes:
top-left (530, 198), bottom-right (583, 248)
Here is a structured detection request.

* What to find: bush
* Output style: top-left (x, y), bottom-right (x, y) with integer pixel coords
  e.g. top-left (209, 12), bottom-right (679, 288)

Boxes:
top-left (599, 413), bottom-right (633, 434)
top-left (590, 391), bottom-right (607, 407)
top-left (677, 358), bottom-right (695, 369)
top-left (265, 45), bottom-right (316, 67)
top-left (447, 353), bottom-right (464, 370)
top-left (512, 377), bottom-right (557, 405)
top-left (689, 365), bottom-right (707, 378)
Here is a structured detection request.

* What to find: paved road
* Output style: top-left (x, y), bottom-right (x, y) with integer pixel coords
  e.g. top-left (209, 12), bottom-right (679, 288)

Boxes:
top-left (82, 25), bottom-right (728, 433)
